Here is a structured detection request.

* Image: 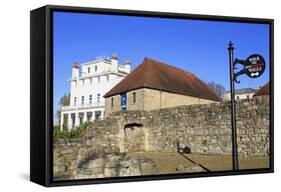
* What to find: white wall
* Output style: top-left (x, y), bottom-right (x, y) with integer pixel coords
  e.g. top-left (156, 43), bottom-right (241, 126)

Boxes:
top-left (0, 0), bottom-right (280, 192)
top-left (223, 92), bottom-right (255, 100)
top-left (70, 60), bottom-right (126, 106)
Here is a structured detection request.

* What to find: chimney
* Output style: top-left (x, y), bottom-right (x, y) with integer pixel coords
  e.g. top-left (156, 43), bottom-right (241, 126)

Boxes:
top-left (124, 60), bottom-right (131, 73)
top-left (72, 62), bottom-right (79, 79)
top-left (111, 54), bottom-right (118, 72)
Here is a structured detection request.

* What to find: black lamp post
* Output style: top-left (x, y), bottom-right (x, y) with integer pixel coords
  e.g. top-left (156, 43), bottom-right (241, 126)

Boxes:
top-left (228, 41), bottom-right (239, 170)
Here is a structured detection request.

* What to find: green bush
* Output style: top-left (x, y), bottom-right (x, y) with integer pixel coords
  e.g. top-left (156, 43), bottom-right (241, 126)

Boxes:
top-left (53, 121), bottom-right (92, 142)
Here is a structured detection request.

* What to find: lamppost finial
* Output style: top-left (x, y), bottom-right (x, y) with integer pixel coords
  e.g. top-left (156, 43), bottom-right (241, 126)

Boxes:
top-left (228, 41), bottom-right (234, 50)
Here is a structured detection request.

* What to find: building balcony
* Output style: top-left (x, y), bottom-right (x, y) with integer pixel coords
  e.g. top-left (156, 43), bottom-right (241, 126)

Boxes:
top-left (61, 102), bottom-right (105, 111)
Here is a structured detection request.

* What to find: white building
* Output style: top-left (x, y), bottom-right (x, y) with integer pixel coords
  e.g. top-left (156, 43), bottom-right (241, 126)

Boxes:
top-left (222, 88), bottom-right (256, 101)
top-left (60, 54), bottom-right (131, 130)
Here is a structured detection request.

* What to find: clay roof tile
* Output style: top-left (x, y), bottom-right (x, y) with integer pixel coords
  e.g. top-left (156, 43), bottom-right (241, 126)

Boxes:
top-left (104, 57), bottom-right (220, 102)
top-left (254, 82), bottom-right (270, 96)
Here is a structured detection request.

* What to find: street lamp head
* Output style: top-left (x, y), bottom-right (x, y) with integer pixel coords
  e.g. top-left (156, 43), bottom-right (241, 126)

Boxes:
top-left (228, 41), bottom-right (234, 50)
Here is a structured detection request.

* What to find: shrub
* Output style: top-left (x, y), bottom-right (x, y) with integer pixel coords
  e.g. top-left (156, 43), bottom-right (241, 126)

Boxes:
top-left (53, 121), bottom-right (92, 143)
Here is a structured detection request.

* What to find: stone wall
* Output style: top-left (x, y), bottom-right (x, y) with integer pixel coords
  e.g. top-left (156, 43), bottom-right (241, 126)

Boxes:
top-left (53, 141), bottom-right (157, 180)
top-left (112, 96), bottom-right (270, 156)
top-left (62, 96), bottom-right (270, 157)
top-left (105, 94), bottom-right (122, 117)
top-left (105, 88), bottom-right (217, 117)
top-left (54, 96), bottom-right (270, 178)
top-left (124, 124), bottom-right (145, 152)
top-left (82, 118), bottom-right (121, 152)
top-left (143, 88), bottom-right (217, 110)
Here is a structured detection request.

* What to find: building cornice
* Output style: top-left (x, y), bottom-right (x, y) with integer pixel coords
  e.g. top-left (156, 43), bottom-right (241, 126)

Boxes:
top-left (68, 71), bottom-right (128, 82)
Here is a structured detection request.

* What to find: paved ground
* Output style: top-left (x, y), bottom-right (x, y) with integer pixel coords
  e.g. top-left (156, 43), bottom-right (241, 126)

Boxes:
top-left (125, 152), bottom-right (269, 174)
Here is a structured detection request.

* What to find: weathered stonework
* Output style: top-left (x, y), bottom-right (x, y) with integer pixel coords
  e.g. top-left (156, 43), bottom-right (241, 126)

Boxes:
top-left (105, 88), bottom-right (218, 117)
top-left (54, 96), bottom-right (270, 179)
top-left (53, 142), bottom-right (158, 180)
top-left (107, 96), bottom-right (270, 156)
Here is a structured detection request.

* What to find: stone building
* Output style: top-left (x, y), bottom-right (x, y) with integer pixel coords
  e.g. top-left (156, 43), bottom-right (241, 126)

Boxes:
top-left (60, 54), bottom-right (131, 130)
top-left (254, 82), bottom-right (270, 97)
top-left (222, 88), bottom-right (256, 101)
top-left (104, 57), bottom-right (220, 117)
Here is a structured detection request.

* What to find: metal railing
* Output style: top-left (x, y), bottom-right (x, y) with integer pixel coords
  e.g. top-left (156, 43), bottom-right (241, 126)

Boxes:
top-left (61, 102), bottom-right (105, 111)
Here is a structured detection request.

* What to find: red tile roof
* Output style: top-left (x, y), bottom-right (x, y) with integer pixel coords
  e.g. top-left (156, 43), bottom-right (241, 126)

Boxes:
top-left (254, 82), bottom-right (270, 96)
top-left (104, 57), bottom-right (220, 101)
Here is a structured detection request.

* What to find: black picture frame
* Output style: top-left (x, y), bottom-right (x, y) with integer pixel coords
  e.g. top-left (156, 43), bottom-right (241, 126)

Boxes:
top-left (30, 5), bottom-right (274, 187)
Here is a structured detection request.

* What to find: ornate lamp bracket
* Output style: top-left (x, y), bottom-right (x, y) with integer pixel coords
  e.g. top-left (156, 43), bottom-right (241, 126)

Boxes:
top-left (233, 58), bottom-right (248, 84)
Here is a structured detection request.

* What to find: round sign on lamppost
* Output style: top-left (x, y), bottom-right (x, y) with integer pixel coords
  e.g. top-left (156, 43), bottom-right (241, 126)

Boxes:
top-left (228, 42), bottom-right (267, 171)
top-left (245, 54), bottom-right (266, 78)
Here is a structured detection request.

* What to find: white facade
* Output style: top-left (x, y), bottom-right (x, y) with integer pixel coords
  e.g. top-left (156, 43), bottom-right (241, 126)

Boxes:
top-left (222, 88), bottom-right (256, 101)
top-left (60, 55), bottom-right (131, 130)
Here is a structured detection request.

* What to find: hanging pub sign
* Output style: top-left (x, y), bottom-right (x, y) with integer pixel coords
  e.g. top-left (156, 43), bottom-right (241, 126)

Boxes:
top-left (233, 54), bottom-right (266, 83)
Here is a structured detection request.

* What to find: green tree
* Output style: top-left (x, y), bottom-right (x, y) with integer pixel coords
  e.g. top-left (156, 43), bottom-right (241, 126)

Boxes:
top-left (59, 93), bottom-right (70, 106)
top-left (56, 93), bottom-right (70, 125)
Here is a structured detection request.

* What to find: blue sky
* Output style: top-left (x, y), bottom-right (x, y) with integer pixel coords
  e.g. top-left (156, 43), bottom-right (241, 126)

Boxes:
top-left (53, 11), bottom-right (270, 119)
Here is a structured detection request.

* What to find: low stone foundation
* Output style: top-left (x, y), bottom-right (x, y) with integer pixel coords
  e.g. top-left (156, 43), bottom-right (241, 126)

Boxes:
top-left (53, 142), bottom-right (158, 180)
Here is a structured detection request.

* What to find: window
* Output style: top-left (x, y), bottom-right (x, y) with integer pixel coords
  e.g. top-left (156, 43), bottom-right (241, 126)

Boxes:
top-left (82, 80), bottom-right (85, 85)
top-left (111, 98), bottom-right (114, 107)
top-left (74, 97), bottom-right (77, 105)
top-left (97, 93), bottom-right (100, 104)
top-left (98, 77), bottom-right (100, 83)
top-left (236, 96), bottom-right (239, 99)
top-left (95, 66), bottom-right (98, 72)
top-left (89, 95), bottom-right (92, 104)
top-left (133, 92), bottom-right (136, 103)
top-left (106, 75), bottom-right (109, 81)
top-left (90, 78), bottom-right (93, 84)
top-left (88, 67), bottom-right (90, 73)
top-left (121, 93), bottom-right (127, 111)
top-left (81, 96), bottom-right (84, 105)
top-left (247, 95), bottom-right (250, 99)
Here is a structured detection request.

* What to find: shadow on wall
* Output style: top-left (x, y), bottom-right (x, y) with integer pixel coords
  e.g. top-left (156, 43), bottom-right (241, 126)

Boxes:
top-left (124, 123), bottom-right (143, 129)
top-left (177, 141), bottom-right (191, 154)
